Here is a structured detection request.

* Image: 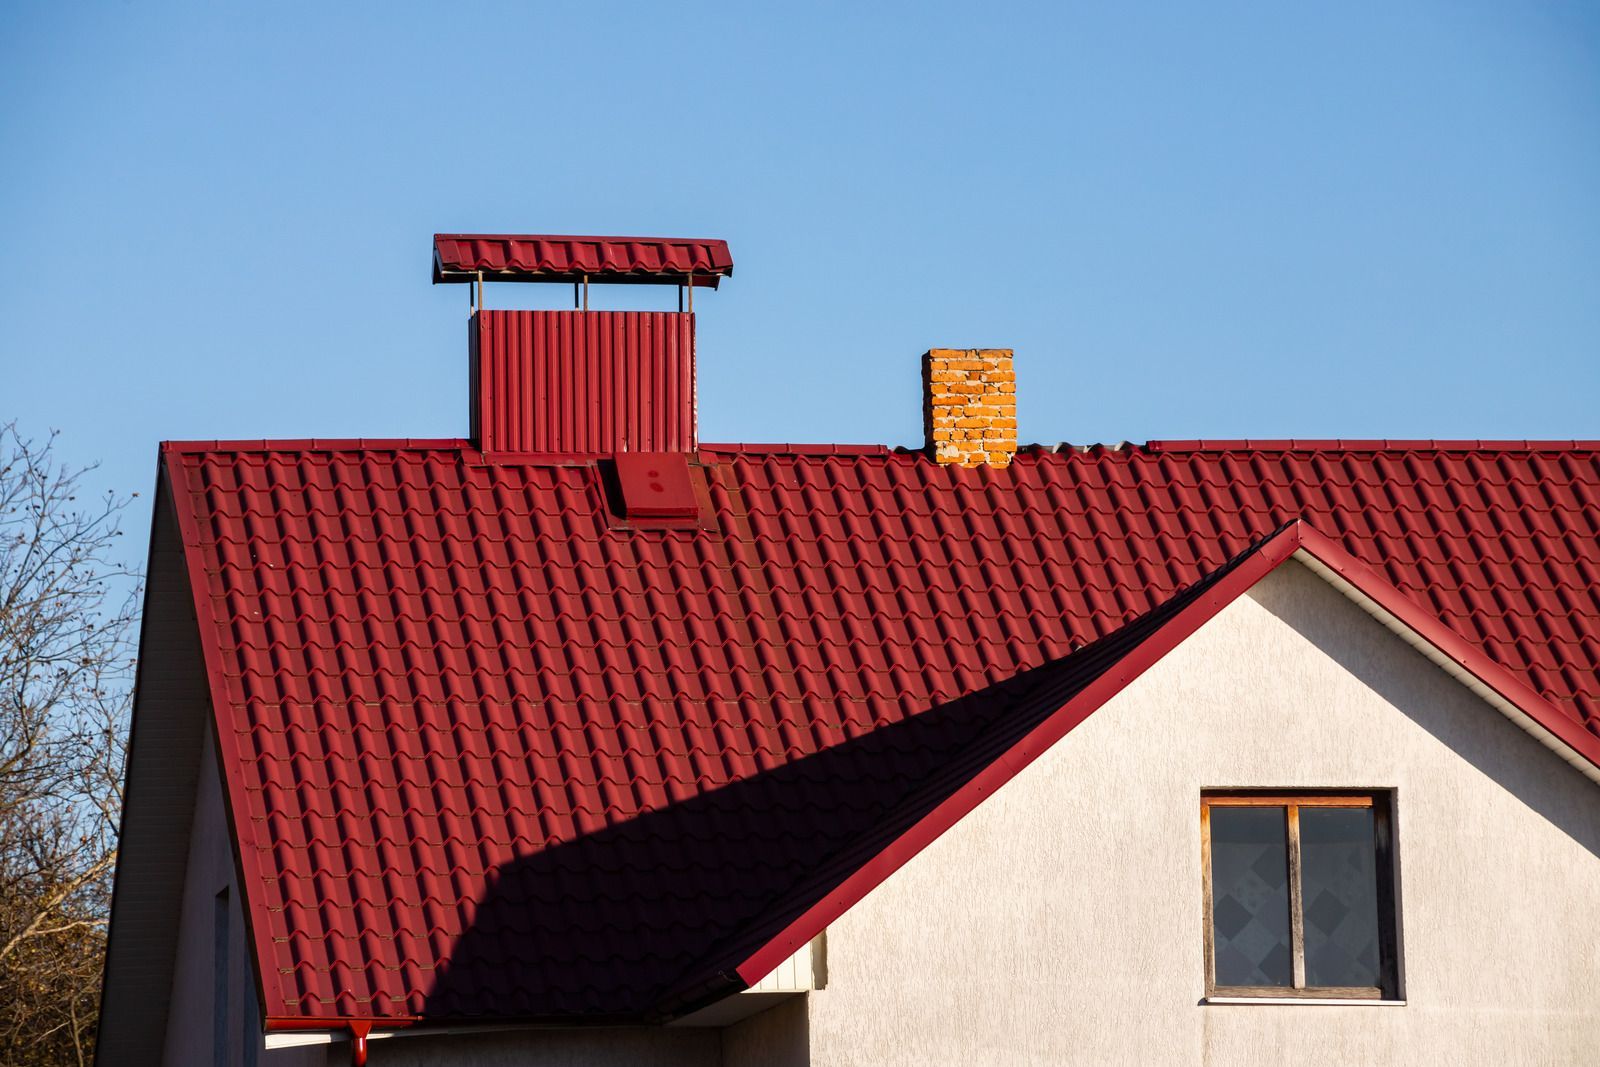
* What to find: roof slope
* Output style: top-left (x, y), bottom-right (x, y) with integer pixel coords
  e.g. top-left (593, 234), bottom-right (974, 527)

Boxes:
top-left (158, 439), bottom-right (1600, 1025)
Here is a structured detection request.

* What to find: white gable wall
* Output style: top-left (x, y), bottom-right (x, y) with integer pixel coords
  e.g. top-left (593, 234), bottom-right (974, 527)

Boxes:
top-left (157, 723), bottom-right (326, 1067)
top-left (806, 560), bottom-right (1600, 1067)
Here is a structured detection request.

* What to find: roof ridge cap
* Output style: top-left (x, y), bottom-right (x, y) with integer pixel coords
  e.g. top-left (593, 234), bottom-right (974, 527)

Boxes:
top-left (161, 438), bottom-right (473, 455)
top-left (1141, 438), bottom-right (1600, 453)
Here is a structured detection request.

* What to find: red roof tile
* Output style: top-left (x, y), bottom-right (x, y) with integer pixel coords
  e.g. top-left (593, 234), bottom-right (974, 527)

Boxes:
top-left (162, 440), bottom-right (1600, 1024)
top-left (432, 234), bottom-right (733, 286)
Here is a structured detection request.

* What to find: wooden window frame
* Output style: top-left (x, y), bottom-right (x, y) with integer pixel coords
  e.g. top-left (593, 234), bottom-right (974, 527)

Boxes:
top-left (1200, 790), bottom-right (1400, 1001)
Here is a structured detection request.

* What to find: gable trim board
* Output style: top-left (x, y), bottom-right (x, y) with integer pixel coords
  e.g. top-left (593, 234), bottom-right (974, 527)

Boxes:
top-left (95, 470), bottom-right (227, 1065)
top-left (731, 519), bottom-right (1600, 989)
top-left (163, 457), bottom-right (285, 1038)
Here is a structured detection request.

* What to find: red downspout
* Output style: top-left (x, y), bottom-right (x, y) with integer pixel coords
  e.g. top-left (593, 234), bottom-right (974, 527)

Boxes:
top-left (348, 1021), bottom-right (372, 1066)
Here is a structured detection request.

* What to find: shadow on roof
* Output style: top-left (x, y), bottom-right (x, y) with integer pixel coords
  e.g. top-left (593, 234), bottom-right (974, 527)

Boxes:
top-left (419, 534), bottom-right (1272, 1022)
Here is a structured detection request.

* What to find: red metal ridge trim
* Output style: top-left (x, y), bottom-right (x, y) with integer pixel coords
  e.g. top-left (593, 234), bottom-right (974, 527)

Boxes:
top-left (1144, 439), bottom-right (1600, 452)
top-left (697, 443), bottom-right (893, 456)
top-left (161, 456), bottom-right (287, 1025)
top-left (1293, 523), bottom-right (1600, 765)
top-left (161, 438), bottom-right (471, 455)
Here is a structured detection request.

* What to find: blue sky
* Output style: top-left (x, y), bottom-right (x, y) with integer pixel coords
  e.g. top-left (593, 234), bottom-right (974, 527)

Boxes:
top-left (3, 2), bottom-right (1598, 568)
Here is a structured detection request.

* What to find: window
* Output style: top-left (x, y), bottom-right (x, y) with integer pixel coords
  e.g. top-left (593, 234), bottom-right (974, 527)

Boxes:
top-left (214, 888), bottom-right (229, 1067)
top-left (1201, 792), bottom-right (1399, 1000)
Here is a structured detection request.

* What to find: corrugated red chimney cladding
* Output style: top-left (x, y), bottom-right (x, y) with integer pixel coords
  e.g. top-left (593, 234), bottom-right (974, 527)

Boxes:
top-left (470, 310), bottom-right (696, 454)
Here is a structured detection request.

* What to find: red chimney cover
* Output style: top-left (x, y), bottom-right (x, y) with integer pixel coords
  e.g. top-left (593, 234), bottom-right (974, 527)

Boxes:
top-left (434, 234), bottom-right (733, 287)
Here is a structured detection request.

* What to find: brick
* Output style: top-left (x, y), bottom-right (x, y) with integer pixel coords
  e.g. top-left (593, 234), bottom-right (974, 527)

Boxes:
top-left (924, 346), bottom-right (1018, 466)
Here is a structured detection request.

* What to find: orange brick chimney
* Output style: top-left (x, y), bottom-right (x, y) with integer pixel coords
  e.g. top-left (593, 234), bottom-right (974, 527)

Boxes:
top-left (922, 349), bottom-right (1017, 467)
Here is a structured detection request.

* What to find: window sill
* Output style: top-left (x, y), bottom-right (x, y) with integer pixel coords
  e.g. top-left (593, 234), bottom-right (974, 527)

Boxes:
top-left (1204, 996), bottom-right (1405, 1007)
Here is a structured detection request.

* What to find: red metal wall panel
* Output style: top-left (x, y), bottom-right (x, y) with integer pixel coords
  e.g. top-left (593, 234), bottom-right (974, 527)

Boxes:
top-left (472, 310), bottom-right (696, 454)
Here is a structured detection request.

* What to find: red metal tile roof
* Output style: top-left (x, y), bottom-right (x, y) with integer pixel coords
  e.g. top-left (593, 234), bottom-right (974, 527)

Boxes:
top-left (161, 439), bottom-right (1600, 1025)
top-left (433, 234), bottom-right (733, 286)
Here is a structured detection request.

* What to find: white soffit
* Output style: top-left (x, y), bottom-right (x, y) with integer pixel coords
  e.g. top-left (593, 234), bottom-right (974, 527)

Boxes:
top-left (264, 940), bottom-right (822, 1048)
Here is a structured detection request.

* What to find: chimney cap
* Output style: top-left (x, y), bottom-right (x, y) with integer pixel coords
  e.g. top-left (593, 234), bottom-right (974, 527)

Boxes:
top-left (433, 234), bottom-right (733, 288)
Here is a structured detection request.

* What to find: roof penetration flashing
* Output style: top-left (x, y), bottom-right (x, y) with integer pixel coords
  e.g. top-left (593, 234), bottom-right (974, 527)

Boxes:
top-left (609, 452), bottom-right (704, 528)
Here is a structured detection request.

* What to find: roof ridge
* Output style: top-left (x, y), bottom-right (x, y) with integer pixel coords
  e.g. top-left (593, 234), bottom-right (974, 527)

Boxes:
top-left (162, 438), bottom-right (472, 454)
top-left (1140, 439), bottom-right (1600, 453)
top-left (156, 438), bottom-right (1600, 460)
top-left (698, 442), bottom-right (895, 456)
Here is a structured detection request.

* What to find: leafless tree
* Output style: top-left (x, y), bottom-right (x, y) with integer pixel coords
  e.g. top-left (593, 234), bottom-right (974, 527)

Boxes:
top-left (0, 423), bottom-right (139, 1067)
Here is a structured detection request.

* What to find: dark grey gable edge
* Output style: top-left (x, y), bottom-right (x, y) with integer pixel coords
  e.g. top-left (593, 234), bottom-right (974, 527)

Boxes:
top-left (94, 467), bottom-right (216, 1066)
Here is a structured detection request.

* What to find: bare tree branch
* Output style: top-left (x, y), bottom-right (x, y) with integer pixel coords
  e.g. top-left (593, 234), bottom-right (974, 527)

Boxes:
top-left (0, 852), bottom-right (117, 963)
top-left (0, 422), bottom-right (138, 1067)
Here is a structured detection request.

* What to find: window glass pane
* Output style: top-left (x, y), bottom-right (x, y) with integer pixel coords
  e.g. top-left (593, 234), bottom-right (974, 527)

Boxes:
top-left (1208, 806), bottom-right (1292, 987)
top-left (1300, 807), bottom-right (1382, 988)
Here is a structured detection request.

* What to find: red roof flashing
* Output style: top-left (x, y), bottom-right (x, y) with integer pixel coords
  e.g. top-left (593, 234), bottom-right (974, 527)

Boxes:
top-left (612, 452), bottom-right (701, 524)
top-left (159, 441), bottom-right (1600, 1025)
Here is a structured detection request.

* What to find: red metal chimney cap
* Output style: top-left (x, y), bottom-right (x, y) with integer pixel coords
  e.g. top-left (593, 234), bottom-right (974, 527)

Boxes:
top-left (433, 234), bottom-right (733, 287)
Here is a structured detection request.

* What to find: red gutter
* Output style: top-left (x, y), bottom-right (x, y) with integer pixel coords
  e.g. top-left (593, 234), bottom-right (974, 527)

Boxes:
top-left (162, 465), bottom-right (281, 1031)
top-left (266, 1017), bottom-right (418, 1067)
top-left (697, 442), bottom-right (894, 456)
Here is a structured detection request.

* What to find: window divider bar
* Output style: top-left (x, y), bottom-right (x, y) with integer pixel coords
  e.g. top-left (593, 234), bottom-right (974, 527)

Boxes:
top-left (1373, 797), bottom-right (1401, 1000)
top-left (1205, 795), bottom-right (1373, 807)
top-left (1287, 803), bottom-right (1307, 989)
top-left (1200, 803), bottom-right (1215, 995)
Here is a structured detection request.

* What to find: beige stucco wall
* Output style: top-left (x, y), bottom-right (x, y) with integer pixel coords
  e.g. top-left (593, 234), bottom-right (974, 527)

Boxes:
top-left (806, 559), bottom-right (1600, 1067)
top-left (722, 998), bottom-right (808, 1067)
top-left (367, 1027), bottom-right (719, 1066)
